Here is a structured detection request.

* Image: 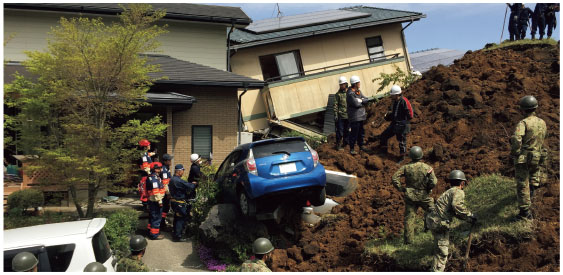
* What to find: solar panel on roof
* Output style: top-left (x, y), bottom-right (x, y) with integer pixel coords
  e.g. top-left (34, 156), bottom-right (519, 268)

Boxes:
top-left (246, 9), bottom-right (371, 34)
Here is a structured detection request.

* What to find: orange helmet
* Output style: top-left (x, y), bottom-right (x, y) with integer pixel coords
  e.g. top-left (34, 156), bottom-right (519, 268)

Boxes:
top-left (150, 162), bottom-right (162, 170)
top-left (139, 139), bottom-right (151, 147)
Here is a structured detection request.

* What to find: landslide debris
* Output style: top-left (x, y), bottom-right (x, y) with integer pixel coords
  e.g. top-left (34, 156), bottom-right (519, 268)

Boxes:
top-left (270, 42), bottom-right (560, 271)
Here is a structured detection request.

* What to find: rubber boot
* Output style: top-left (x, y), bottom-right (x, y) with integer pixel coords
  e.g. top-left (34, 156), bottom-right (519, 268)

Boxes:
top-left (540, 34), bottom-right (544, 40)
top-left (350, 150), bottom-right (358, 155)
top-left (335, 141), bottom-right (341, 151)
top-left (532, 34), bottom-right (535, 40)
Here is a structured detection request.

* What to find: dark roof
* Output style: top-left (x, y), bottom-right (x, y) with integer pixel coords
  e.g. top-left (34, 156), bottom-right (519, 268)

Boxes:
top-left (409, 48), bottom-right (465, 73)
top-left (4, 3), bottom-right (251, 25)
top-left (230, 6), bottom-right (425, 49)
top-left (146, 92), bottom-right (195, 105)
top-left (146, 55), bottom-right (265, 88)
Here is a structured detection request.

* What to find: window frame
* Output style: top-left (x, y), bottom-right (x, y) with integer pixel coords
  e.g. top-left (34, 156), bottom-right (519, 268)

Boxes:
top-left (365, 36), bottom-right (385, 62)
top-left (258, 49), bottom-right (305, 81)
top-left (191, 125), bottom-right (213, 158)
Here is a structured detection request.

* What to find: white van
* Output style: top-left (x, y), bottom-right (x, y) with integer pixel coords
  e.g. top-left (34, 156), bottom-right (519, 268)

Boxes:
top-left (4, 218), bottom-right (116, 272)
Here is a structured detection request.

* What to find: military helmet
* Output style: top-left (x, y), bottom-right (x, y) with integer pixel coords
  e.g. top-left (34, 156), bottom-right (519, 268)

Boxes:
top-left (83, 262), bottom-right (107, 272)
top-left (252, 237), bottom-right (274, 255)
top-left (409, 146), bottom-right (423, 160)
top-left (130, 235), bottom-right (148, 252)
top-left (448, 170), bottom-right (467, 181)
top-left (519, 95), bottom-right (538, 110)
top-left (12, 252), bottom-right (39, 272)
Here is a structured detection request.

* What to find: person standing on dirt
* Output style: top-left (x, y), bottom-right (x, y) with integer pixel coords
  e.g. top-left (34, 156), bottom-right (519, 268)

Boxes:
top-left (333, 76), bottom-right (350, 151)
top-left (392, 146), bottom-right (437, 244)
top-left (518, 4), bottom-right (534, 39)
top-left (170, 164), bottom-right (197, 242)
top-left (507, 3), bottom-right (523, 40)
top-left (379, 85), bottom-right (414, 163)
top-left (510, 95), bottom-right (547, 220)
top-left (425, 170), bottom-right (477, 272)
top-left (346, 75), bottom-right (369, 155)
top-left (240, 238), bottom-right (274, 272)
top-left (146, 162), bottom-right (166, 240)
top-left (531, 3), bottom-right (547, 39)
top-left (545, 3), bottom-right (559, 39)
top-left (160, 154), bottom-right (173, 230)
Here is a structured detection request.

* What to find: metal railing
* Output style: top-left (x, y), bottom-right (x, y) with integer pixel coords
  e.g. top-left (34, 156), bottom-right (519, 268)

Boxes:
top-left (265, 53), bottom-right (400, 83)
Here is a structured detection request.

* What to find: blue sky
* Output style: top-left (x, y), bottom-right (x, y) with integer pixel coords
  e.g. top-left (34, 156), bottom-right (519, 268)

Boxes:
top-left (213, 3), bottom-right (560, 52)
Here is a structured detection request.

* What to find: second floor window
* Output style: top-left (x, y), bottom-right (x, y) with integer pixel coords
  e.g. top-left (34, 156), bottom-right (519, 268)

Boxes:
top-left (365, 36), bottom-right (385, 62)
top-left (259, 50), bottom-right (304, 81)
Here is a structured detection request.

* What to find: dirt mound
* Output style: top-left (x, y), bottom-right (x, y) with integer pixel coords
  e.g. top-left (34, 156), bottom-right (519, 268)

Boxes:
top-left (270, 43), bottom-right (560, 271)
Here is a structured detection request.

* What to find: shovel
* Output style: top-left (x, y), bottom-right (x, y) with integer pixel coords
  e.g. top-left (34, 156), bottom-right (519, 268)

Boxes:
top-left (463, 222), bottom-right (476, 271)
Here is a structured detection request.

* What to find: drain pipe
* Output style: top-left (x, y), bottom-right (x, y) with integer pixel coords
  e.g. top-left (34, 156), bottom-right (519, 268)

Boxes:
top-left (400, 20), bottom-right (414, 72)
top-left (238, 82), bottom-right (249, 146)
top-left (226, 21), bottom-right (235, 71)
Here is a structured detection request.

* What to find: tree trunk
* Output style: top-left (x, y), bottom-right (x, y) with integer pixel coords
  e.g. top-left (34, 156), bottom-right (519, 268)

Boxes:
top-left (86, 181), bottom-right (98, 218)
top-left (69, 185), bottom-right (85, 218)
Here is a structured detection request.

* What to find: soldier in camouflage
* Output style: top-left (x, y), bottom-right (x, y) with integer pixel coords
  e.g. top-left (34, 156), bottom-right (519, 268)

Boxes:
top-left (392, 146), bottom-right (437, 244)
top-left (116, 235), bottom-right (150, 272)
top-left (240, 238), bottom-right (274, 272)
top-left (510, 95), bottom-right (547, 220)
top-left (426, 170), bottom-right (477, 272)
top-left (333, 76), bottom-right (349, 151)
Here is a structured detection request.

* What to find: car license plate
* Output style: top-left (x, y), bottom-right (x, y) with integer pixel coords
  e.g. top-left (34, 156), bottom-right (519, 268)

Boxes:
top-left (279, 162), bottom-right (297, 174)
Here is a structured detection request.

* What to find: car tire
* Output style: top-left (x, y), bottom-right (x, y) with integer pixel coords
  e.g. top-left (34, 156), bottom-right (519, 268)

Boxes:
top-left (310, 187), bottom-right (326, 207)
top-left (238, 190), bottom-right (256, 218)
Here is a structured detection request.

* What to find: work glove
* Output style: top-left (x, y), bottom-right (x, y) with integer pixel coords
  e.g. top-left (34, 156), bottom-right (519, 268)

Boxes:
top-left (356, 98), bottom-right (362, 104)
top-left (149, 152), bottom-right (155, 157)
top-left (144, 167), bottom-right (151, 175)
top-left (470, 214), bottom-right (478, 225)
top-left (362, 98), bottom-right (369, 104)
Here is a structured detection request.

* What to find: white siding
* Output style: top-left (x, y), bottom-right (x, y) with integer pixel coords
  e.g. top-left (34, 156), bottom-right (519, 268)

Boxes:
top-left (4, 9), bottom-right (227, 70)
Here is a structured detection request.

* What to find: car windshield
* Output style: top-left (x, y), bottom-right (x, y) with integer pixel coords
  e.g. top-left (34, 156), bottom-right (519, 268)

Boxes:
top-left (252, 139), bottom-right (309, 159)
top-left (92, 230), bottom-right (112, 263)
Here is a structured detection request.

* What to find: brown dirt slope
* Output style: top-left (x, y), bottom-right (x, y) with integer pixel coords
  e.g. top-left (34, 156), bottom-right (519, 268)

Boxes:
top-left (270, 43), bottom-right (560, 271)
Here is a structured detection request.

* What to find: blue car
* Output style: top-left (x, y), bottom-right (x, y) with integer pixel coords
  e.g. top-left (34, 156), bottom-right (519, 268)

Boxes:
top-left (214, 137), bottom-right (326, 217)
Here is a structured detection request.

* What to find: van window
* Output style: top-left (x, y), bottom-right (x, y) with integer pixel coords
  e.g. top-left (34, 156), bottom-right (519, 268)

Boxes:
top-left (252, 140), bottom-right (308, 159)
top-left (92, 230), bottom-right (112, 263)
top-left (46, 244), bottom-right (76, 272)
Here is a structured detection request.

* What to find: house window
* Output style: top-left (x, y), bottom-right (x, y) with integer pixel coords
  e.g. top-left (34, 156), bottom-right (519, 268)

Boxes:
top-left (192, 125), bottom-right (212, 158)
top-left (259, 50), bottom-right (304, 81)
top-left (365, 36), bottom-right (385, 61)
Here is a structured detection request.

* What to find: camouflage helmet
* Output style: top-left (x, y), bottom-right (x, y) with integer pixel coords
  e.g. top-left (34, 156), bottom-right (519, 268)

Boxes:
top-left (12, 252), bottom-right (39, 272)
top-left (409, 146), bottom-right (423, 160)
top-left (83, 262), bottom-right (107, 272)
top-left (519, 95), bottom-right (538, 110)
top-left (448, 170), bottom-right (467, 181)
top-left (130, 235), bottom-right (148, 252)
top-left (252, 238), bottom-right (274, 255)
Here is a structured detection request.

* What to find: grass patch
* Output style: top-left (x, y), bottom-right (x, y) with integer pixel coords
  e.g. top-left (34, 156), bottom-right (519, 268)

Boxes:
top-left (363, 173), bottom-right (533, 270)
top-left (483, 38), bottom-right (558, 51)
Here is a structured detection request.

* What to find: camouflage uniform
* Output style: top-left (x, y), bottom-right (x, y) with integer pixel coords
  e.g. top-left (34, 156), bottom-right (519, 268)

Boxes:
top-left (115, 256), bottom-right (150, 272)
top-left (392, 161), bottom-right (437, 244)
top-left (240, 259), bottom-right (272, 272)
top-left (333, 88), bottom-right (349, 147)
top-left (425, 187), bottom-right (473, 272)
top-left (510, 111), bottom-right (547, 212)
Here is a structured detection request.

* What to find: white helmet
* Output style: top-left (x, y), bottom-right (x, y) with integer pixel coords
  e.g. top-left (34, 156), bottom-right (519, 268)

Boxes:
top-left (350, 75), bottom-right (360, 84)
top-left (338, 76), bottom-right (348, 85)
top-left (190, 153), bottom-right (200, 163)
top-left (390, 85), bottom-right (402, 95)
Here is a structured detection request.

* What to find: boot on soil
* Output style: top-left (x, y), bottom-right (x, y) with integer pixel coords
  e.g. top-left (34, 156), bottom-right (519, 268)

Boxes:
top-left (359, 146), bottom-right (370, 153)
top-left (350, 150), bottom-right (358, 155)
top-left (532, 34), bottom-right (536, 40)
top-left (513, 209), bottom-right (533, 221)
top-left (540, 34), bottom-right (544, 40)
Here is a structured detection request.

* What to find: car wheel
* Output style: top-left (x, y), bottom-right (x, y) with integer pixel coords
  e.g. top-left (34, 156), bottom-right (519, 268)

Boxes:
top-left (310, 187), bottom-right (326, 207)
top-left (238, 190), bottom-right (256, 218)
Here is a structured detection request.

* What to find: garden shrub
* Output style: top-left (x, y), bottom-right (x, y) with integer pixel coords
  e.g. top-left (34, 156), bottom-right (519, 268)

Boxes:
top-left (7, 188), bottom-right (44, 213)
top-left (99, 209), bottom-right (140, 257)
top-left (187, 164), bottom-right (219, 235)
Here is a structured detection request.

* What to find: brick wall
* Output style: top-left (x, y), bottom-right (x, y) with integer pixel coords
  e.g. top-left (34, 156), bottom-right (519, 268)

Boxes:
top-left (151, 84), bottom-right (239, 168)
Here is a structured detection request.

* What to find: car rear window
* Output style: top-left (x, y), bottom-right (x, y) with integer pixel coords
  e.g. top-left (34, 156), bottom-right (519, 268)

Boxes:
top-left (46, 244), bottom-right (75, 272)
top-left (92, 230), bottom-right (112, 263)
top-left (252, 139), bottom-right (309, 159)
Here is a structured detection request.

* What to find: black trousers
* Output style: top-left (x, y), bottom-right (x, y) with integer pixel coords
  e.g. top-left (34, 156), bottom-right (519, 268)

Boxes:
top-left (531, 15), bottom-right (546, 36)
top-left (335, 118), bottom-right (349, 145)
top-left (380, 121), bottom-right (409, 155)
top-left (509, 16), bottom-right (519, 40)
top-left (348, 121), bottom-right (365, 150)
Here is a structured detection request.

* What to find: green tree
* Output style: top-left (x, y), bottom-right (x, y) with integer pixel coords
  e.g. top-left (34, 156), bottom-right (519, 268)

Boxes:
top-left (372, 64), bottom-right (420, 93)
top-left (4, 4), bottom-right (168, 218)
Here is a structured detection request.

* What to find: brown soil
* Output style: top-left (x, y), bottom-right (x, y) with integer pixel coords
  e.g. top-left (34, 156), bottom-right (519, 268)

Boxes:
top-left (270, 43), bottom-right (560, 272)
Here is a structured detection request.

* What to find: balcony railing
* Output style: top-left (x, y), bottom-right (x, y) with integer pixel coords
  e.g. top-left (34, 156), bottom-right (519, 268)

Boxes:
top-left (265, 53), bottom-right (401, 83)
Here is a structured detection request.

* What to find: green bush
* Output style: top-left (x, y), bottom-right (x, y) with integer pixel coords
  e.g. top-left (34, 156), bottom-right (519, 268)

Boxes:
top-left (372, 64), bottom-right (419, 93)
top-left (7, 188), bottom-right (44, 212)
top-left (4, 211), bottom-right (77, 230)
top-left (187, 164), bottom-right (219, 236)
top-left (98, 209), bottom-right (140, 256)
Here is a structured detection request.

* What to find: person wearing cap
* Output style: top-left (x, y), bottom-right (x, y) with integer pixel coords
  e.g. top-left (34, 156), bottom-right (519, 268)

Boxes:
top-left (160, 154), bottom-right (173, 230)
top-left (116, 235), bottom-right (150, 272)
top-left (379, 85), bottom-right (414, 163)
top-left (170, 164), bottom-right (197, 242)
top-left (83, 262), bottom-right (107, 272)
top-left (240, 238), bottom-right (274, 272)
top-left (12, 251), bottom-right (38, 272)
top-left (346, 75), bottom-right (370, 155)
top-left (333, 76), bottom-right (350, 151)
top-left (425, 170), bottom-right (477, 272)
top-left (146, 162), bottom-right (165, 240)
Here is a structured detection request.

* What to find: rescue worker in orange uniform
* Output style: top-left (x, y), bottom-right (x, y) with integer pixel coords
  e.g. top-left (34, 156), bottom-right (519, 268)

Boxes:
top-left (146, 162), bottom-right (166, 240)
top-left (138, 139), bottom-right (154, 211)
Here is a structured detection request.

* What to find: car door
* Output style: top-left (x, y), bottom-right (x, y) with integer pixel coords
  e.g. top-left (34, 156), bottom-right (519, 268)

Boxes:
top-left (215, 151), bottom-right (240, 203)
top-left (4, 246), bottom-right (52, 272)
